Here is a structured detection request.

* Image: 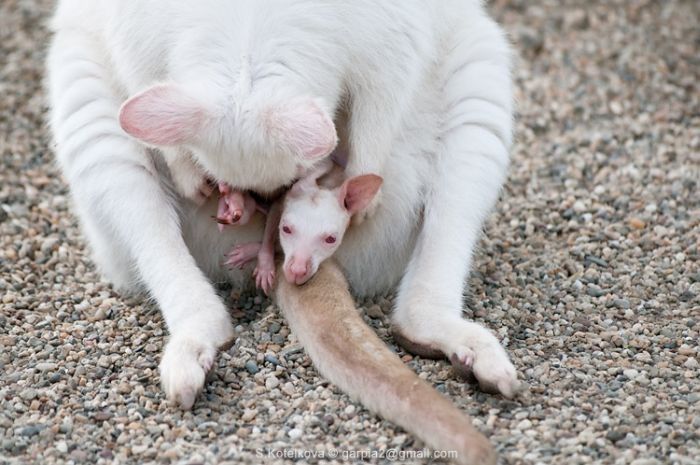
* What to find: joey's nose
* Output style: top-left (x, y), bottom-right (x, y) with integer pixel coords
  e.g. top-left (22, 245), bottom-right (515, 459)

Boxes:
top-left (285, 258), bottom-right (311, 285)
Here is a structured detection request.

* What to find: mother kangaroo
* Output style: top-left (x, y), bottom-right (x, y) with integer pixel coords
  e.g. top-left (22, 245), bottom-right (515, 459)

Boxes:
top-left (47, 0), bottom-right (519, 458)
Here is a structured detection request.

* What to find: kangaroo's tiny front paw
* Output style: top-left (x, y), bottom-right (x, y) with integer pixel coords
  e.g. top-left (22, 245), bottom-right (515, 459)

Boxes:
top-left (215, 185), bottom-right (256, 230)
top-left (253, 263), bottom-right (276, 296)
top-left (224, 243), bottom-right (261, 269)
top-left (160, 334), bottom-right (218, 410)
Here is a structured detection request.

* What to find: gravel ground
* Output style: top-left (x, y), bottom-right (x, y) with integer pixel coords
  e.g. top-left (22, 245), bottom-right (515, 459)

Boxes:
top-left (1, 0), bottom-right (698, 464)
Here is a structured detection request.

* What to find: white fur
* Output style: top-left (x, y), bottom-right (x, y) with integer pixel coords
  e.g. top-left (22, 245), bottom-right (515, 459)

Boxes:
top-left (280, 182), bottom-right (346, 283)
top-left (277, 166), bottom-right (383, 285)
top-left (47, 0), bottom-right (519, 407)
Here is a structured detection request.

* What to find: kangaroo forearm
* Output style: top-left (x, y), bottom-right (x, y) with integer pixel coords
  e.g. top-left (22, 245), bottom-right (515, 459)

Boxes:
top-left (260, 201), bottom-right (282, 259)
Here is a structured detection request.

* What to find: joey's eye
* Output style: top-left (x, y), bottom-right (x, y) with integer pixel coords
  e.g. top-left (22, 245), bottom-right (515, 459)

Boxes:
top-left (282, 226), bottom-right (292, 234)
top-left (324, 235), bottom-right (336, 244)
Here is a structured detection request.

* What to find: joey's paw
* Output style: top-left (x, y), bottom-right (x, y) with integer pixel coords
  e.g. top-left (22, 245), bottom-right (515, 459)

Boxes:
top-left (216, 187), bottom-right (255, 229)
top-left (224, 243), bottom-right (260, 269)
top-left (160, 335), bottom-right (218, 410)
top-left (253, 265), bottom-right (276, 296)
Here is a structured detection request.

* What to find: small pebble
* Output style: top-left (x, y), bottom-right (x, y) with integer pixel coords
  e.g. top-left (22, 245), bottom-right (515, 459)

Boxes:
top-left (265, 376), bottom-right (279, 390)
top-left (587, 285), bottom-right (605, 297)
top-left (629, 218), bottom-right (646, 229)
top-left (35, 362), bottom-right (57, 371)
top-left (244, 361), bottom-right (259, 374)
top-left (606, 430), bottom-right (626, 442)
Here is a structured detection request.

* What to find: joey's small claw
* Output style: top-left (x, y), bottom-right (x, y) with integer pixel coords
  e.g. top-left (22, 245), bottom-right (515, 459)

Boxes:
top-left (253, 266), bottom-right (275, 296)
top-left (266, 273), bottom-right (276, 296)
top-left (213, 216), bottom-right (231, 225)
top-left (225, 243), bottom-right (262, 270)
top-left (214, 215), bottom-right (229, 233)
top-left (225, 259), bottom-right (246, 270)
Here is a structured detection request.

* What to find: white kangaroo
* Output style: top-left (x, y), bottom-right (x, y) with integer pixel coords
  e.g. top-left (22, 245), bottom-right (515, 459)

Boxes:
top-left (225, 158), bottom-right (383, 294)
top-left (47, 1), bottom-right (519, 462)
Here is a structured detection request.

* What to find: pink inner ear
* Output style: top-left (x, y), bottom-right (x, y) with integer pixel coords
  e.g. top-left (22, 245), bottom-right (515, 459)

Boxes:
top-left (267, 99), bottom-right (337, 160)
top-left (339, 174), bottom-right (383, 214)
top-left (119, 84), bottom-right (204, 146)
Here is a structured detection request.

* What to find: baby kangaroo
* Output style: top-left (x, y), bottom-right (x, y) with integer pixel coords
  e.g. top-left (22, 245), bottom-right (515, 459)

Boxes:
top-left (225, 160), bottom-right (382, 294)
top-left (214, 183), bottom-right (258, 231)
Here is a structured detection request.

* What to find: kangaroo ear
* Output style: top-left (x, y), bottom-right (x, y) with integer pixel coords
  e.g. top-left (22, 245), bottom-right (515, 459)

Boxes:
top-left (338, 174), bottom-right (383, 215)
top-left (266, 99), bottom-right (337, 160)
top-left (119, 84), bottom-right (205, 146)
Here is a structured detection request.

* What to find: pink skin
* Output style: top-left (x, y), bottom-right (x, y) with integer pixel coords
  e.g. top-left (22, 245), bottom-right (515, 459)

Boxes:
top-left (218, 180), bottom-right (279, 295)
top-left (284, 254), bottom-right (312, 284)
top-left (215, 182), bottom-right (257, 231)
top-left (224, 240), bottom-right (276, 295)
top-left (118, 84), bottom-right (204, 146)
top-left (224, 201), bottom-right (282, 296)
top-left (224, 242), bottom-right (261, 269)
top-left (251, 202), bottom-right (282, 296)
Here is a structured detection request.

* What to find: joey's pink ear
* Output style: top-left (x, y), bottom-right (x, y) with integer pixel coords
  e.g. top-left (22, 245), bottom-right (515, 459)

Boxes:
top-left (338, 174), bottom-right (383, 215)
top-left (119, 84), bottom-right (205, 146)
top-left (267, 99), bottom-right (337, 160)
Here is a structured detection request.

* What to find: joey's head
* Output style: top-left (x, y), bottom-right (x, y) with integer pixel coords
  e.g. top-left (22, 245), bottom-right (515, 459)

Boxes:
top-left (118, 83), bottom-right (337, 193)
top-left (279, 174), bottom-right (383, 285)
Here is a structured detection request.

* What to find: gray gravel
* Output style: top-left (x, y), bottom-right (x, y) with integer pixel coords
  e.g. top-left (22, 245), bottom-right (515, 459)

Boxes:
top-left (1, 0), bottom-right (699, 464)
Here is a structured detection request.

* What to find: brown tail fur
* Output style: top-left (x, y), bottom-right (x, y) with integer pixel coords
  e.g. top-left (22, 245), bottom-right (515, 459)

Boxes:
top-left (275, 260), bottom-right (496, 465)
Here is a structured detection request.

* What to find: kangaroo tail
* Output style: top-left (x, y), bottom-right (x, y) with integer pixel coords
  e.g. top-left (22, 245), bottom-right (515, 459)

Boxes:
top-left (275, 260), bottom-right (496, 465)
